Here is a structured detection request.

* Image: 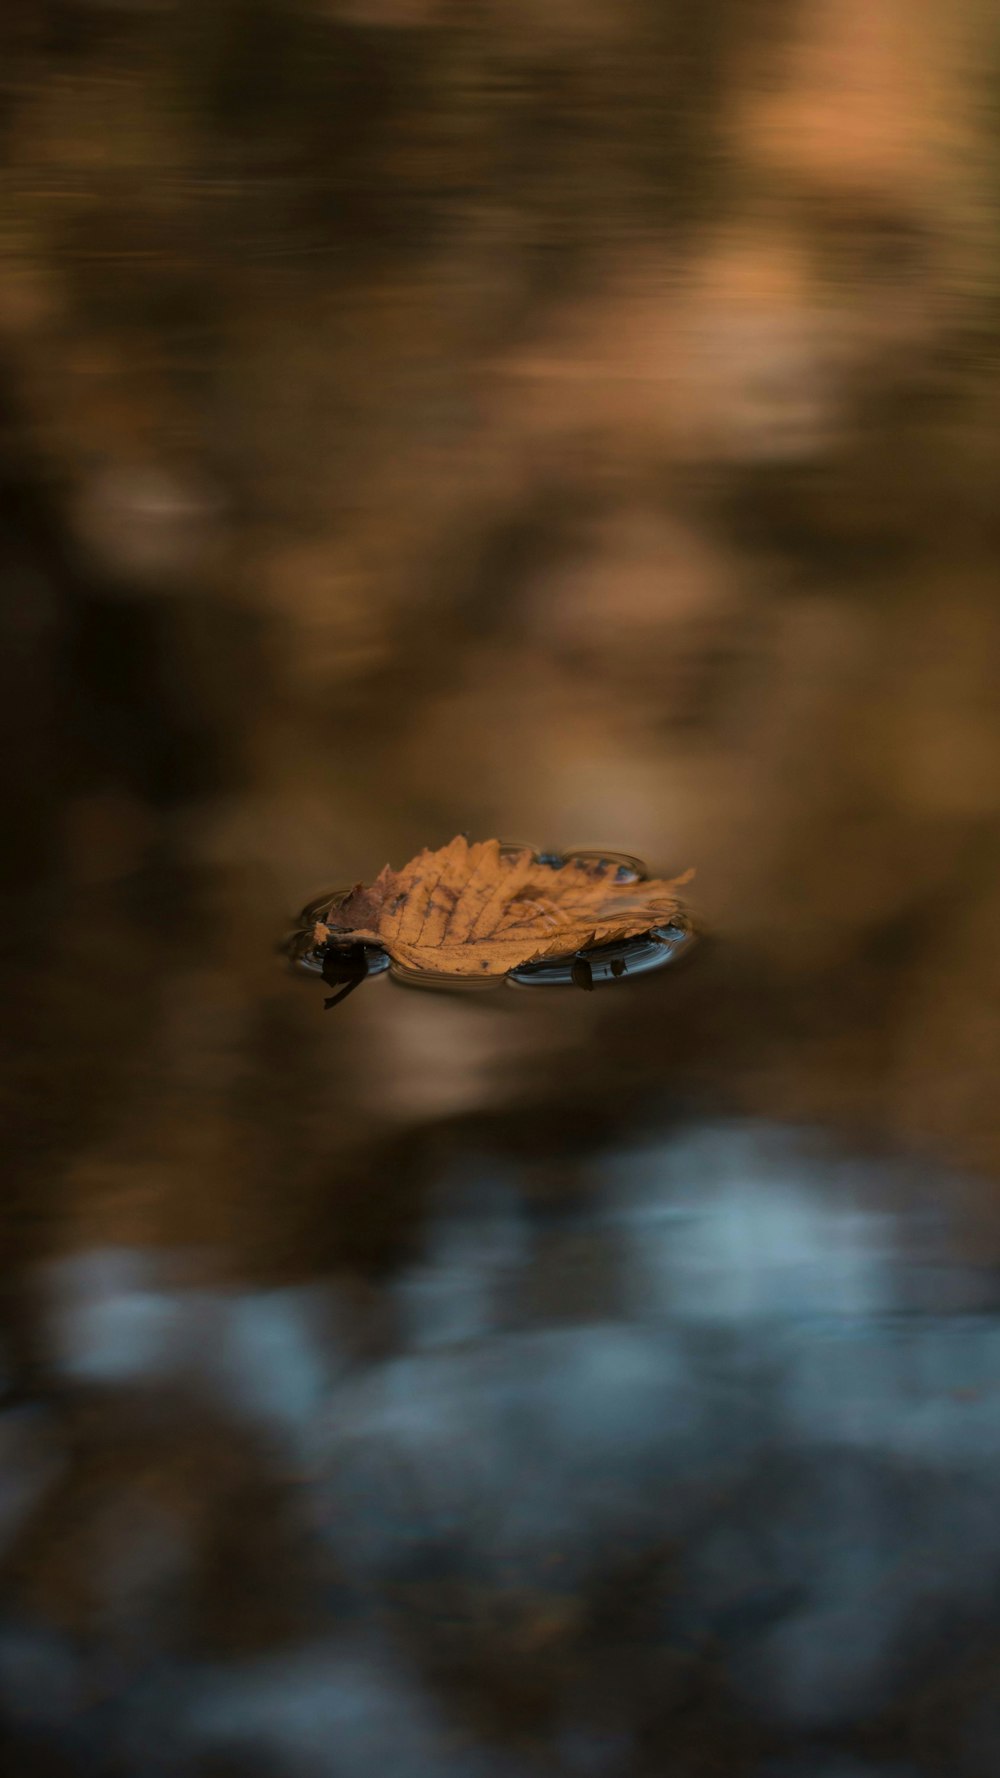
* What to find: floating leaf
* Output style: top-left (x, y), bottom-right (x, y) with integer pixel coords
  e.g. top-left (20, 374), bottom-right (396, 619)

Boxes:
top-left (310, 835), bottom-right (693, 979)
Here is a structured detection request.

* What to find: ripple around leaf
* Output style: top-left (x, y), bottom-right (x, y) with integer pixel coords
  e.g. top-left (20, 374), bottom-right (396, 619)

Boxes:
top-left (508, 920), bottom-right (695, 988)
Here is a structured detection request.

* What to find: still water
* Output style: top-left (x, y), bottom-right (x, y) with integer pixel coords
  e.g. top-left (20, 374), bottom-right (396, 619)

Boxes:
top-left (3, 0), bottom-right (1000, 1773)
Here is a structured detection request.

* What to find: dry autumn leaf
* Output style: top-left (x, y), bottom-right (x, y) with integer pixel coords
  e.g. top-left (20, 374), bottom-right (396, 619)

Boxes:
top-left (311, 836), bottom-right (693, 979)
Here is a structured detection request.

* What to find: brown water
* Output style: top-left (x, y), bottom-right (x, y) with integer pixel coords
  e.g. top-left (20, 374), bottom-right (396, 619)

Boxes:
top-left (2, 3), bottom-right (1000, 1774)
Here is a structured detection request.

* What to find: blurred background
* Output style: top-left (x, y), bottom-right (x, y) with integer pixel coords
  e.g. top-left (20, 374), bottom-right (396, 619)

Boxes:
top-left (2, 0), bottom-right (1000, 1772)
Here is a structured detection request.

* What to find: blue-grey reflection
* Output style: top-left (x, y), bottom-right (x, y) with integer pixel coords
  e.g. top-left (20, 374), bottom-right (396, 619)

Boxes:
top-left (6, 1120), bottom-right (1000, 1774)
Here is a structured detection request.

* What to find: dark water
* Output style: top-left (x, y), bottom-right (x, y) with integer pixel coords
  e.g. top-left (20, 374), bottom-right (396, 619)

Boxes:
top-left (3, 2), bottom-right (1000, 1774)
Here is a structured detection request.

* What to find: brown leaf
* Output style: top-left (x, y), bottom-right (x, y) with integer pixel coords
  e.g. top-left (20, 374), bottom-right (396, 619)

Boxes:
top-left (319, 836), bottom-right (692, 977)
